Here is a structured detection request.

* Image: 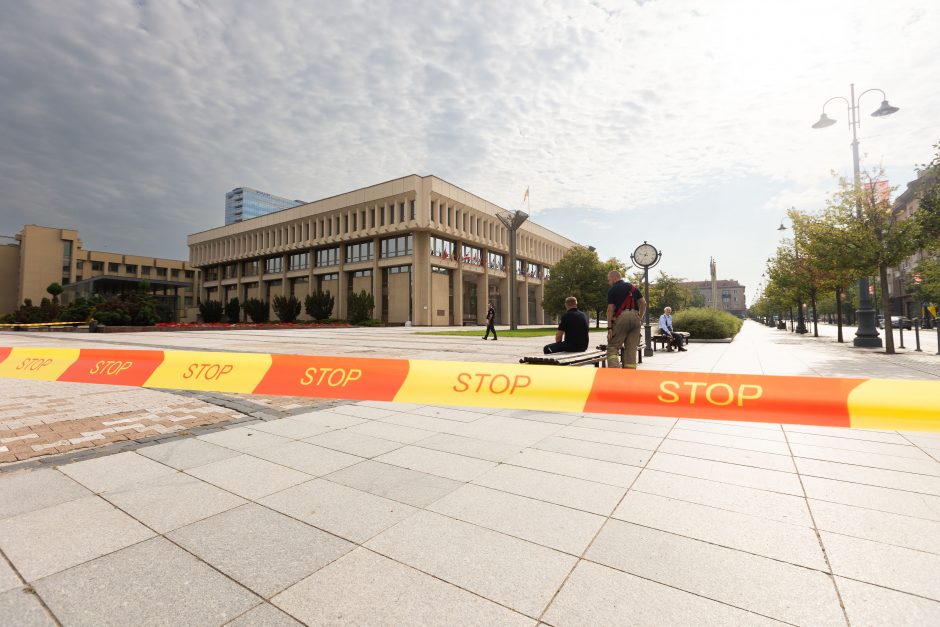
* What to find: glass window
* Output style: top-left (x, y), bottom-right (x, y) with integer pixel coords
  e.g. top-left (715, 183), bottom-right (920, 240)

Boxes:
top-left (388, 265), bottom-right (410, 274)
top-left (204, 267), bottom-right (217, 281)
top-left (380, 235), bottom-right (413, 258)
top-left (185, 270), bottom-right (194, 279)
top-left (91, 261), bottom-right (103, 271)
top-left (125, 264), bottom-right (137, 274)
top-left (108, 262), bottom-right (119, 272)
top-left (242, 260), bottom-right (258, 276)
top-left (316, 247), bottom-right (339, 266)
top-left (289, 252), bottom-right (309, 271)
top-left (516, 259), bottom-right (524, 275)
top-left (430, 237), bottom-right (455, 259)
top-left (487, 252), bottom-right (506, 271)
top-left (399, 202), bottom-right (405, 222)
top-left (265, 256), bottom-right (283, 274)
top-left (171, 269), bottom-right (179, 278)
top-left (431, 266), bottom-right (449, 274)
top-left (462, 245), bottom-right (483, 266)
top-left (353, 269), bottom-right (373, 278)
top-left (320, 272), bottom-right (339, 281)
top-left (410, 200), bottom-right (416, 220)
top-left (156, 267), bottom-right (167, 277)
top-left (76, 260), bottom-right (84, 269)
top-left (543, 267), bottom-right (551, 280)
top-left (345, 241), bottom-right (374, 263)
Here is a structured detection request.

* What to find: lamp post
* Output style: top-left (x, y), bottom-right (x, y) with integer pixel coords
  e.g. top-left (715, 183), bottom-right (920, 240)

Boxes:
top-left (777, 218), bottom-right (807, 334)
top-left (812, 83), bottom-right (900, 348)
top-left (496, 209), bottom-right (529, 331)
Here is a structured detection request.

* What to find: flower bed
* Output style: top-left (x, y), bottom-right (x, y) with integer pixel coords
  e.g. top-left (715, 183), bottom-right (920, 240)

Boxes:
top-left (151, 321), bottom-right (352, 330)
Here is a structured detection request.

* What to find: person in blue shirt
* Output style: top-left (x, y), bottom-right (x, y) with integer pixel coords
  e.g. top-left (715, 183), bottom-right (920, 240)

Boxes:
top-left (659, 306), bottom-right (687, 351)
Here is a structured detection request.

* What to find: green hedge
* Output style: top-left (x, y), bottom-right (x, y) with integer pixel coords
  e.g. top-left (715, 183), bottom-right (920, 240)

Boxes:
top-left (673, 308), bottom-right (743, 340)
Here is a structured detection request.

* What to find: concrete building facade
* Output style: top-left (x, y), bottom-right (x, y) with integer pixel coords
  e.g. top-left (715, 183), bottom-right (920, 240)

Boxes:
top-left (887, 168), bottom-right (938, 320)
top-left (189, 175), bottom-right (580, 326)
top-left (0, 225), bottom-right (198, 320)
top-left (683, 279), bottom-right (747, 317)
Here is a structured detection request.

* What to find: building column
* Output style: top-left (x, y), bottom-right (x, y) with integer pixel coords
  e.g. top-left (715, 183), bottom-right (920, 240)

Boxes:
top-left (453, 250), bottom-right (464, 326)
top-left (520, 273), bottom-right (530, 325)
top-left (412, 232), bottom-right (431, 325)
top-left (536, 279), bottom-right (545, 324)
top-left (477, 271), bottom-right (488, 324)
top-left (336, 244), bottom-right (348, 320)
top-left (372, 237), bottom-right (382, 322)
top-left (499, 276), bottom-right (510, 326)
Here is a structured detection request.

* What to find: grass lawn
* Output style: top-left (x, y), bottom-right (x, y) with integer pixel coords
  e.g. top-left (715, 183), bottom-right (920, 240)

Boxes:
top-left (417, 327), bottom-right (608, 338)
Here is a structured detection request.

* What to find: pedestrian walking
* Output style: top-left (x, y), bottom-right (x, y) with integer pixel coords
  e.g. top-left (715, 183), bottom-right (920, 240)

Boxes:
top-left (483, 302), bottom-right (498, 340)
top-left (659, 306), bottom-right (686, 351)
top-left (605, 271), bottom-right (646, 368)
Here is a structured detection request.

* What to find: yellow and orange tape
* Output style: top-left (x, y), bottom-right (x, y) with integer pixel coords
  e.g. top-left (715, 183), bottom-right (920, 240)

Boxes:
top-left (0, 346), bottom-right (937, 432)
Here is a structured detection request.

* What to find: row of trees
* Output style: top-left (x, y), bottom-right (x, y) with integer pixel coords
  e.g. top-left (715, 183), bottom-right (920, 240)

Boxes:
top-left (198, 290), bottom-right (376, 325)
top-left (541, 245), bottom-right (705, 323)
top-left (751, 142), bottom-right (940, 354)
top-left (2, 282), bottom-right (171, 326)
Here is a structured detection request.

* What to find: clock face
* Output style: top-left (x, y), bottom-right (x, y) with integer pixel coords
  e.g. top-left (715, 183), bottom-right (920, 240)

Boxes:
top-left (633, 243), bottom-right (658, 267)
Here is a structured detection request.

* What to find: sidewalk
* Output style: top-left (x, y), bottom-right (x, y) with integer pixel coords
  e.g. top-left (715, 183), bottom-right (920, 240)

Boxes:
top-left (1, 322), bottom-right (939, 625)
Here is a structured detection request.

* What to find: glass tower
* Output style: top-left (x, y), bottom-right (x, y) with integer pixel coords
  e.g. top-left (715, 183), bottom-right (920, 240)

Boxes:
top-left (225, 188), bottom-right (305, 224)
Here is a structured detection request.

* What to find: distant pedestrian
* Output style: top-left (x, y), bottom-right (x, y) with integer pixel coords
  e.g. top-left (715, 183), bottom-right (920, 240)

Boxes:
top-left (543, 296), bottom-right (589, 354)
top-left (659, 306), bottom-right (686, 351)
top-left (605, 271), bottom-right (646, 368)
top-left (483, 302), bottom-right (497, 340)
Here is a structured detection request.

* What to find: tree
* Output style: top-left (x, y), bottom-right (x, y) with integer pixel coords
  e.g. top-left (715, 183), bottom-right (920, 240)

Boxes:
top-left (305, 290), bottom-right (334, 321)
top-left (224, 298), bottom-right (241, 323)
top-left (199, 300), bottom-right (224, 323)
top-left (907, 257), bottom-right (940, 323)
top-left (542, 246), bottom-right (610, 326)
top-left (46, 282), bottom-right (63, 304)
top-left (242, 298), bottom-right (270, 323)
top-left (647, 272), bottom-right (701, 317)
top-left (913, 141), bottom-right (940, 249)
top-left (347, 290), bottom-right (374, 324)
top-left (272, 295), bottom-right (301, 323)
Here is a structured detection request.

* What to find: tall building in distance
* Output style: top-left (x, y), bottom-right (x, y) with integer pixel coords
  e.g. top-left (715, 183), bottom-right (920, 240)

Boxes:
top-left (225, 187), bottom-right (305, 225)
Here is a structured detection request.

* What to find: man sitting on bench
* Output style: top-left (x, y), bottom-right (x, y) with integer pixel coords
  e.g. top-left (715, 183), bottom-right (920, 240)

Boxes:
top-left (659, 306), bottom-right (687, 352)
top-left (544, 296), bottom-right (590, 354)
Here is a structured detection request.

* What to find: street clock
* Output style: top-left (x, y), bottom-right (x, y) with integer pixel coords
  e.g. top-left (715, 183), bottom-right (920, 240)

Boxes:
top-left (632, 242), bottom-right (660, 268)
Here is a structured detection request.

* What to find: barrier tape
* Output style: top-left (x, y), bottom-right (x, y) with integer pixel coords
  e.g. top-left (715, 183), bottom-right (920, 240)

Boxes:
top-left (0, 321), bottom-right (88, 328)
top-left (0, 346), bottom-right (937, 433)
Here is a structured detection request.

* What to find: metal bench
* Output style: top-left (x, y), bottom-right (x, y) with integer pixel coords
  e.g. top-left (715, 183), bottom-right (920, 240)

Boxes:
top-left (650, 329), bottom-right (691, 351)
top-left (520, 350), bottom-right (608, 367)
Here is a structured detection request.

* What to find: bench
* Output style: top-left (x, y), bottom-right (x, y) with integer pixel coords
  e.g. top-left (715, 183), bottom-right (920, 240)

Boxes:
top-left (519, 342), bottom-right (646, 368)
top-left (650, 328), bottom-right (691, 351)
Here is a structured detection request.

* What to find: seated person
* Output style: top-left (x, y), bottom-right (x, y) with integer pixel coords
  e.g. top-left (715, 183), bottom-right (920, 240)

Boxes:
top-left (659, 306), bottom-right (687, 351)
top-left (544, 296), bottom-right (590, 354)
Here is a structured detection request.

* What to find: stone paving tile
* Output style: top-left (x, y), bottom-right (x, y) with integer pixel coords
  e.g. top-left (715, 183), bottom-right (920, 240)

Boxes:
top-left (835, 576), bottom-right (940, 626)
top-left (472, 464), bottom-right (625, 516)
top-left (168, 504), bottom-right (353, 598)
top-left (531, 435), bottom-right (651, 467)
top-left (273, 548), bottom-right (534, 626)
top-left (501, 410), bottom-right (582, 426)
top-left (785, 430), bottom-right (931, 458)
top-left (801, 475), bottom-right (940, 521)
top-left (320, 404), bottom-right (398, 420)
top-left (249, 417), bottom-right (334, 440)
top-left (0, 554), bottom-right (21, 593)
top-left (187, 454), bottom-right (311, 500)
top-left (555, 425), bottom-right (663, 451)
top-left (0, 468), bottom-right (91, 520)
top-left (791, 442), bottom-right (940, 476)
top-left (325, 460), bottom-right (462, 507)
top-left (795, 458), bottom-right (940, 496)
top-left (583, 412), bottom-right (677, 428)
top-left (101, 472), bottom-right (246, 534)
top-left (197, 426), bottom-right (292, 452)
top-left (656, 438), bottom-right (794, 472)
top-left (505, 448), bottom-right (640, 487)
top-left (260, 478), bottom-right (417, 543)
top-left (543, 560), bottom-right (782, 627)
top-left (0, 588), bottom-right (55, 627)
top-left (225, 602), bottom-right (304, 627)
top-left (631, 468), bottom-right (813, 526)
top-left (412, 405), bottom-right (489, 423)
top-left (673, 420), bottom-right (787, 441)
top-left (34, 537), bottom-right (259, 626)
top-left (783, 423), bottom-right (910, 445)
top-left (374, 445), bottom-right (496, 482)
top-left (287, 409), bottom-right (369, 429)
top-left (667, 427), bottom-right (792, 455)
top-left (57, 451), bottom-right (176, 494)
top-left (0, 495), bottom-right (154, 581)
top-left (647, 452), bottom-right (803, 495)
top-left (303, 430), bottom-right (404, 458)
top-left (428, 484), bottom-right (605, 555)
top-left (378, 412), bottom-right (476, 433)
top-left (448, 416), bottom-right (563, 447)
top-left (245, 441), bottom-right (363, 477)
top-left (613, 491), bottom-right (826, 569)
top-left (821, 531), bottom-right (940, 600)
top-left (366, 510), bottom-right (576, 618)
top-left (809, 498), bottom-right (940, 554)
top-left (586, 520), bottom-right (845, 626)
top-left (343, 421), bottom-right (438, 444)
top-left (136, 437), bottom-right (240, 470)
top-left (413, 433), bottom-right (523, 462)
top-left (572, 417), bottom-right (671, 438)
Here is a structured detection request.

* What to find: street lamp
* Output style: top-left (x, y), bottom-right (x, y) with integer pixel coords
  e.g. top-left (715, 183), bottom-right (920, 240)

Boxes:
top-left (777, 217), bottom-right (807, 334)
top-left (496, 209), bottom-right (529, 331)
top-left (812, 83), bottom-right (900, 348)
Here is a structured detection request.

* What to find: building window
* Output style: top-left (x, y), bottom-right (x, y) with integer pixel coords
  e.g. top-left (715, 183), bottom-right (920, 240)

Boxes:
top-left (410, 200), bottom-right (416, 220)
top-left (184, 296), bottom-right (193, 306)
top-left (388, 265), bottom-right (410, 274)
top-left (353, 269), bottom-right (373, 278)
top-left (265, 256), bottom-right (283, 274)
top-left (462, 245), bottom-right (483, 266)
top-left (76, 260), bottom-right (84, 270)
top-left (108, 262), bottom-right (120, 273)
top-left (528, 263), bottom-right (541, 279)
top-left (380, 235), bottom-right (413, 258)
top-left (320, 272), bottom-right (339, 281)
top-left (488, 252), bottom-right (506, 271)
top-left (91, 261), bottom-right (103, 271)
top-left (242, 260), bottom-right (259, 276)
top-left (140, 266), bottom-right (150, 276)
top-left (125, 264), bottom-right (137, 274)
top-left (171, 269), bottom-right (179, 278)
top-left (430, 237), bottom-right (455, 259)
top-left (204, 267), bottom-right (218, 281)
top-left (316, 247), bottom-right (340, 266)
top-left (431, 266), bottom-right (449, 274)
top-left (399, 202), bottom-right (405, 223)
top-left (289, 252), bottom-right (309, 271)
top-left (222, 264), bottom-right (237, 279)
top-left (346, 241), bottom-right (374, 263)
top-left (156, 267), bottom-right (167, 277)
top-left (184, 270), bottom-right (194, 279)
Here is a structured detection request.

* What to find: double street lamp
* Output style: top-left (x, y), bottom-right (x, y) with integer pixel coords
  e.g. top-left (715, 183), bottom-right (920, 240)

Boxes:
top-left (811, 84), bottom-right (900, 348)
top-left (496, 209), bottom-right (529, 331)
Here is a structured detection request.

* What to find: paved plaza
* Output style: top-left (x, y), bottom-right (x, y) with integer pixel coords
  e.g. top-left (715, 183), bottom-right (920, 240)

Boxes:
top-left (1, 322), bottom-right (939, 625)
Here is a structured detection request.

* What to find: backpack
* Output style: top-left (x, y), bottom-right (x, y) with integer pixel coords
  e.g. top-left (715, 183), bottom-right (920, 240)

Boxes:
top-left (613, 283), bottom-right (636, 319)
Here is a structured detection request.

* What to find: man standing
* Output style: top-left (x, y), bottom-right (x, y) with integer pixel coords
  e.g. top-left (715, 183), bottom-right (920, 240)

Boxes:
top-left (659, 306), bottom-right (687, 352)
top-left (606, 271), bottom-right (646, 368)
top-left (543, 296), bottom-right (589, 354)
top-left (483, 302), bottom-right (497, 340)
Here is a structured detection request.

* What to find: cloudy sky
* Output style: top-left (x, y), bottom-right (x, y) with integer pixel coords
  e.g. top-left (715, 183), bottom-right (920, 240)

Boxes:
top-left (2, 0), bottom-right (938, 304)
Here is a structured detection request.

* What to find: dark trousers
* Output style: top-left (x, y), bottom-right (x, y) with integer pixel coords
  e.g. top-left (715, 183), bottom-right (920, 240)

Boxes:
top-left (663, 331), bottom-right (683, 349)
top-left (543, 341), bottom-right (569, 354)
top-left (484, 320), bottom-right (497, 339)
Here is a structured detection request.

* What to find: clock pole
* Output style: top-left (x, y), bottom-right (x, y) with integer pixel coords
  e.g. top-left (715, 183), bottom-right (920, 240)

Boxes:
top-left (631, 241), bottom-right (660, 358)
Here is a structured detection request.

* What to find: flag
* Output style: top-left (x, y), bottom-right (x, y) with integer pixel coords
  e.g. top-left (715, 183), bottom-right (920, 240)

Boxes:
top-left (523, 186), bottom-right (529, 203)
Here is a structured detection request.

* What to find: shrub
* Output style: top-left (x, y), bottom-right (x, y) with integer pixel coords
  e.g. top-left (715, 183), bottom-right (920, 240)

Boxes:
top-left (10, 299), bottom-right (43, 323)
top-left (356, 318), bottom-right (383, 327)
top-left (199, 300), bottom-right (224, 323)
top-left (347, 290), bottom-right (374, 324)
top-left (272, 295), bottom-right (301, 323)
top-left (305, 291), bottom-right (334, 322)
top-left (242, 298), bottom-right (270, 323)
top-left (46, 282), bottom-right (63, 304)
top-left (224, 298), bottom-right (241, 323)
top-left (58, 296), bottom-right (103, 322)
top-left (673, 307), bottom-right (743, 340)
